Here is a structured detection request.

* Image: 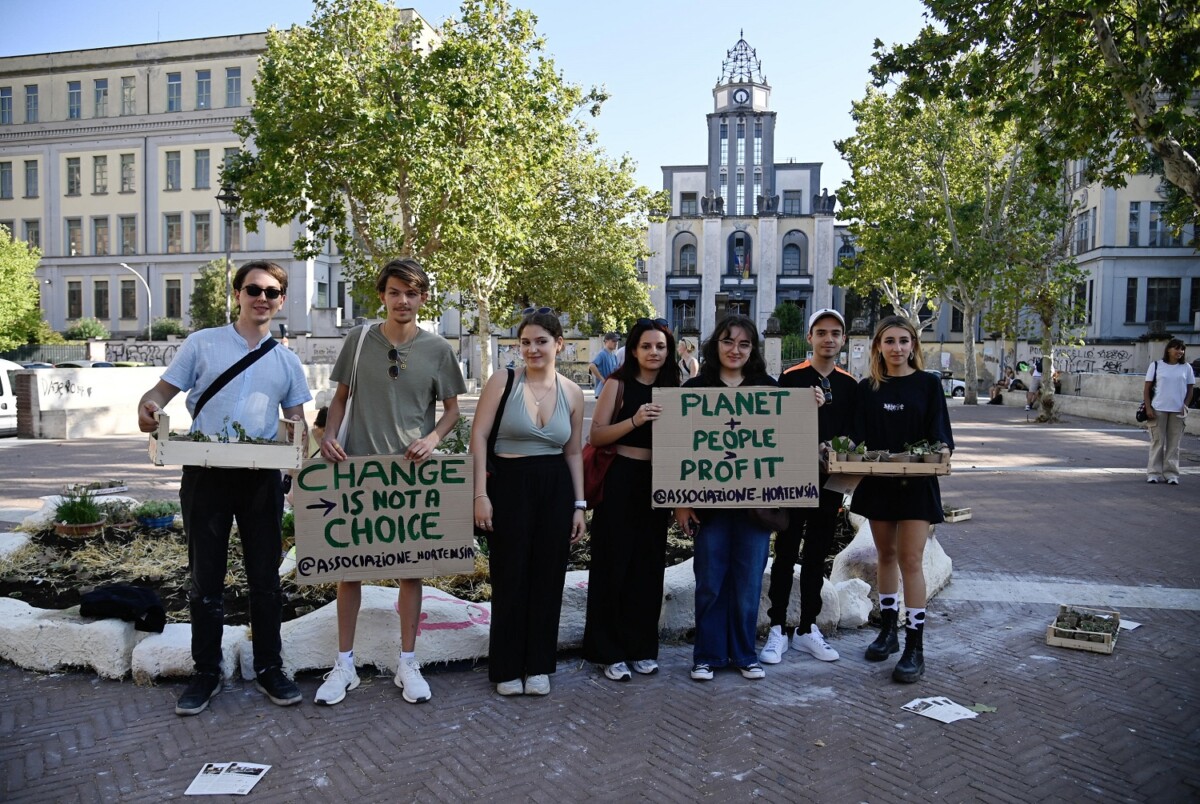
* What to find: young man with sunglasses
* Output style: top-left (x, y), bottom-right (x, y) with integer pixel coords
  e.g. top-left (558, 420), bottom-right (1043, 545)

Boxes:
top-left (137, 261), bottom-right (312, 716)
top-left (316, 258), bottom-right (466, 706)
top-left (761, 308), bottom-right (859, 665)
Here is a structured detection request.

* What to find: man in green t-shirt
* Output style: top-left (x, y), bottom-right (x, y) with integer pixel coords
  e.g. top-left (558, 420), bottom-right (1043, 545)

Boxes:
top-left (315, 259), bottom-right (467, 706)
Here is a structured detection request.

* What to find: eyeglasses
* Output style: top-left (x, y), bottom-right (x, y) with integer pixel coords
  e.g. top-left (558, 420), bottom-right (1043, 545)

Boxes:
top-left (522, 306), bottom-right (553, 315)
top-left (819, 375), bottom-right (833, 404)
top-left (637, 317), bottom-right (669, 329)
top-left (240, 284), bottom-right (282, 300)
top-left (718, 338), bottom-right (752, 352)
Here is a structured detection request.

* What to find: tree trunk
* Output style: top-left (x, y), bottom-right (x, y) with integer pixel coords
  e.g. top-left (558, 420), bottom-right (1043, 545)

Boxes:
top-left (476, 297), bottom-right (493, 386)
top-left (961, 299), bottom-right (979, 405)
top-left (1037, 326), bottom-right (1059, 423)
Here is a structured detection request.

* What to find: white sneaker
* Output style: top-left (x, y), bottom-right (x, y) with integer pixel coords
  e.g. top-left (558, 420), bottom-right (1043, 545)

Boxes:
top-left (524, 674), bottom-right (550, 696)
top-left (496, 679), bottom-right (524, 696)
top-left (758, 625), bottom-right (789, 664)
top-left (631, 659), bottom-right (659, 675)
top-left (792, 624), bottom-right (840, 661)
top-left (604, 662), bottom-right (632, 682)
top-left (394, 657), bottom-right (431, 703)
top-left (314, 660), bottom-right (359, 706)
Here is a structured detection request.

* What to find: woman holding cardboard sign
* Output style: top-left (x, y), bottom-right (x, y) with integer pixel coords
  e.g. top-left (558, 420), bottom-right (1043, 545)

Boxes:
top-left (471, 309), bottom-right (587, 697)
top-left (582, 317), bottom-right (681, 682)
top-left (850, 315), bottom-right (954, 684)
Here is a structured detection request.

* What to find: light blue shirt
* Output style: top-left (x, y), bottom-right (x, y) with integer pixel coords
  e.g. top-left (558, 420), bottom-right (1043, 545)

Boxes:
top-left (162, 325), bottom-right (311, 440)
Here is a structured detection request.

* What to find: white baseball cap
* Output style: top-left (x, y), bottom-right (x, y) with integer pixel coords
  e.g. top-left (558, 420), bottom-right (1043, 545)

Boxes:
top-left (807, 308), bottom-right (845, 332)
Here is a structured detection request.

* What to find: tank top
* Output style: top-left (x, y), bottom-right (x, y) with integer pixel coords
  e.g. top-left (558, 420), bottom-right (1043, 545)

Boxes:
top-left (493, 372), bottom-right (572, 455)
top-left (614, 379), bottom-right (653, 449)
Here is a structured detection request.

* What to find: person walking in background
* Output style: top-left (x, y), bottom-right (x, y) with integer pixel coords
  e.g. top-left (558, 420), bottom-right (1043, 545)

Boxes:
top-left (137, 260), bottom-right (311, 716)
top-left (1144, 338), bottom-right (1194, 485)
top-left (583, 318), bottom-right (680, 682)
top-left (1025, 358), bottom-right (1043, 411)
top-left (850, 316), bottom-right (954, 684)
top-left (589, 333), bottom-right (621, 397)
top-left (677, 337), bottom-right (700, 379)
top-left (316, 259), bottom-right (466, 706)
top-left (471, 309), bottom-right (587, 696)
top-left (761, 309), bottom-right (857, 666)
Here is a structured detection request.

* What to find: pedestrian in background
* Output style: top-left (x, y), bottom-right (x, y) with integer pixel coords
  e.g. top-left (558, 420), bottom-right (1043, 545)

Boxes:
top-left (677, 337), bottom-right (700, 379)
top-left (589, 332), bottom-right (621, 397)
top-left (1144, 338), bottom-right (1194, 485)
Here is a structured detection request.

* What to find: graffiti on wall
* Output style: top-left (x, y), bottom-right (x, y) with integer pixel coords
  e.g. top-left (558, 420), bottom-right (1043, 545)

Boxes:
top-left (104, 341), bottom-right (180, 367)
top-left (1030, 345), bottom-right (1134, 375)
top-left (39, 377), bottom-right (93, 399)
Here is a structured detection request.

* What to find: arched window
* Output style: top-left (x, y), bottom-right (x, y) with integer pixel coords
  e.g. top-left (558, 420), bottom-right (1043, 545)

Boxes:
top-left (781, 229), bottom-right (809, 275)
top-left (727, 231), bottom-right (752, 276)
top-left (838, 242), bottom-right (857, 266)
top-left (781, 244), bottom-right (801, 275)
top-left (679, 244), bottom-right (697, 276)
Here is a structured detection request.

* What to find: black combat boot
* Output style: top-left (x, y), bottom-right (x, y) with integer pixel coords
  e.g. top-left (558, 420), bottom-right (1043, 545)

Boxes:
top-left (865, 608), bottom-right (900, 661)
top-left (891, 626), bottom-right (925, 683)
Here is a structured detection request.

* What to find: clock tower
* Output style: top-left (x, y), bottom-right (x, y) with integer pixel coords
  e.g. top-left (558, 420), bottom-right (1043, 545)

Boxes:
top-left (707, 31), bottom-right (776, 217)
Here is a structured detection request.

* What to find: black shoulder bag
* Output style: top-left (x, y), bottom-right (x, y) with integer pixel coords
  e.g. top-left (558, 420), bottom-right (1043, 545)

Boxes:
top-left (1135, 361), bottom-right (1157, 423)
top-left (476, 368), bottom-right (515, 537)
top-left (191, 338), bottom-right (280, 422)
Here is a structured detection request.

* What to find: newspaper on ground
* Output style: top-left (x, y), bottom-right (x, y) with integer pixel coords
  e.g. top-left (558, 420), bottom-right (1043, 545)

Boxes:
top-left (902, 696), bottom-right (979, 724)
top-left (185, 762), bottom-right (270, 796)
top-left (1119, 619), bottom-right (1141, 631)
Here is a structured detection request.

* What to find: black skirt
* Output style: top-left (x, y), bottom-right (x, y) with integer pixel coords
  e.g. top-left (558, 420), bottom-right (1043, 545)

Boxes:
top-left (850, 475), bottom-right (944, 524)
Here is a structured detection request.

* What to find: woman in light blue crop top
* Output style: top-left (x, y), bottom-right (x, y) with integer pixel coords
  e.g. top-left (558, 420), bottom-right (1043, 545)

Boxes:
top-left (470, 310), bottom-right (586, 697)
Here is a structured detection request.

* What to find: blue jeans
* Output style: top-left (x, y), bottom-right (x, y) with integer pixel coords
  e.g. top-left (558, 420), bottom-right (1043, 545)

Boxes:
top-left (692, 510), bottom-right (771, 668)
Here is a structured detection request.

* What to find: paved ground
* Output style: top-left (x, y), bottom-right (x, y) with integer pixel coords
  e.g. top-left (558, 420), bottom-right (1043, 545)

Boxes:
top-left (2, 403), bottom-right (1199, 802)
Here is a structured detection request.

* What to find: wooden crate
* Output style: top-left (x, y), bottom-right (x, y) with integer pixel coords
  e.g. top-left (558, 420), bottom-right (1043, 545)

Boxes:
top-left (1045, 604), bottom-right (1119, 654)
top-left (148, 412), bottom-right (308, 470)
top-left (827, 453), bottom-right (951, 476)
top-left (943, 507), bottom-right (972, 522)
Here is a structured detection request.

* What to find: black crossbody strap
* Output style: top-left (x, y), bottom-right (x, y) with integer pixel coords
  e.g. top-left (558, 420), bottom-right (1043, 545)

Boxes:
top-left (192, 338), bottom-right (280, 421)
top-left (486, 368), bottom-right (516, 460)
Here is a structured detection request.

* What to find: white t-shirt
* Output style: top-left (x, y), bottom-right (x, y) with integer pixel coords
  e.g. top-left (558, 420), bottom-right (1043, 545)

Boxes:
top-left (1147, 360), bottom-right (1195, 413)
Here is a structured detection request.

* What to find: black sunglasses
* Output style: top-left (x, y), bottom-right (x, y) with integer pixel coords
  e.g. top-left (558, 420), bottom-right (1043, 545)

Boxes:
top-left (240, 284), bottom-right (282, 300)
top-left (637, 318), bottom-right (669, 329)
top-left (819, 375), bottom-right (833, 404)
top-left (523, 306), bottom-right (553, 315)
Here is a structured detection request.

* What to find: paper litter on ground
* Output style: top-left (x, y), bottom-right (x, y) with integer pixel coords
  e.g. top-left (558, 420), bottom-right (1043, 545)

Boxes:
top-left (185, 762), bottom-right (270, 796)
top-left (902, 696), bottom-right (979, 724)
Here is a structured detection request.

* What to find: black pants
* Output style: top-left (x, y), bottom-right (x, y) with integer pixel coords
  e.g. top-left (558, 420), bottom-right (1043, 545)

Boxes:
top-left (766, 482), bottom-right (842, 631)
top-left (582, 456), bottom-right (669, 664)
top-left (180, 466), bottom-right (285, 676)
top-left (487, 454), bottom-right (573, 682)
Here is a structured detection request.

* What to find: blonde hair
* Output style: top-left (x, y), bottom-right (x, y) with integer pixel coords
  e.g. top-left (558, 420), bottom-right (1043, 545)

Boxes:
top-left (868, 315), bottom-right (925, 390)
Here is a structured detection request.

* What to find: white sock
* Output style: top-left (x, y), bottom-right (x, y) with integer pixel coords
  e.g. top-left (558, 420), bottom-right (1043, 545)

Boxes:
top-left (879, 593), bottom-right (899, 611)
top-left (905, 607), bottom-right (927, 630)
top-left (400, 651), bottom-right (416, 662)
top-left (338, 650), bottom-right (353, 667)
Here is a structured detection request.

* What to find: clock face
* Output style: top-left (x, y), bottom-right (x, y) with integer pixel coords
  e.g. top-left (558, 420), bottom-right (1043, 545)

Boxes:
top-left (733, 88), bottom-right (749, 105)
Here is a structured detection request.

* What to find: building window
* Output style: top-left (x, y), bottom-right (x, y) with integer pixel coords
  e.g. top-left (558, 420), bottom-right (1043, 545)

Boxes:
top-left (1125, 277), bottom-right (1138, 322)
top-left (165, 214), bottom-right (182, 254)
top-left (0, 87), bottom-right (11, 125)
top-left (951, 307), bottom-right (964, 332)
top-left (1128, 201), bottom-right (1140, 247)
top-left (67, 281), bottom-right (82, 319)
top-left (93, 217), bottom-right (109, 256)
top-left (0, 220), bottom-right (11, 235)
top-left (1146, 277), bottom-right (1181, 323)
top-left (193, 212), bottom-right (211, 252)
top-left (730, 231), bottom-right (750, 276)
top-left (735, 170), bottom-right (745, 216)
top-left (680, 192), bottom-right (698, 216)
top-left (1149, 202), bottom-right (1182, 247)
top-left (753, 170), bottom-right (762, 213)
top-left (94, 280), bottom-right (109, 319)
top-left (754, 120), bottom-right (762, 164)
top-left (224, 216), bottom-right (242, 251)
top-left (718, 172), bottom-right (727, 211)
top-left (67, 80), bottom-right (81, 119)
top-left (121, 76), bottom-right (135, 115)
top-left (93, 155), bottom-right (107, 194)
top-left (677, 243), bottom-right (697, 276)
top-left (194, 149), bottom-right (210, 189)
top-left (66, 157), bottom-right (81, 196)
top-left (166, 279), bottom-right (182, 318)
top-left (120, 279), bottom-right (136, 318)
top-left (316, 280), bottom-right (329, 307)
top-left (66, 218), bottom-right (82, 256)
top-left (166, 73), bottom-right (182, 112)
top-left (781, 244), bottom-right (801, 275)
top-left (165, 151), bottom-right (181, 191)
top-left (719, 122), bottom-right (728, 165)
top-left (94, 78), bottom-right (108, 117)
top-left (195, 70), bottom-right (211, 109)
top-left (24, 220), bottom-right (40, 248)
top-left (736, 121), bottom-right (745, 166)
top-left (782, 191), bottom-right (803, 216)
top-left (222, 147), bottom-right (239, 171)
top-left (1073, 208), bottom-right (1094, 255)
top-left (120, 153), bottom-right (135, 192)
top-left (672, 300), bottom-right (698, 333)
top-left (226, 67), bottom-right (242, 107)
top-left (25, 85), bottom-right (38, 123)
top-left (120, 215), bottom-right (136, 255)
top-left (0, 162), bottom-right (10, 199)
top-left (838, 242), bottom-right (857, 267)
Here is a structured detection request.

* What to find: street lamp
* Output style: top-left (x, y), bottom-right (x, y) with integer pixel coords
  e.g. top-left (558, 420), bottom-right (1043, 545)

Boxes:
top-left (118, 262), bottom-right (151, 340)
top-left (215, 183), bottom-right (241, 324)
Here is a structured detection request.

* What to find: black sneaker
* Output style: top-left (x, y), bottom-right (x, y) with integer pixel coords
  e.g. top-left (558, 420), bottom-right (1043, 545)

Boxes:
top-left (254, 667), bottom-right (302, 707)
top-left (175, 672), bottom-right (221, 716)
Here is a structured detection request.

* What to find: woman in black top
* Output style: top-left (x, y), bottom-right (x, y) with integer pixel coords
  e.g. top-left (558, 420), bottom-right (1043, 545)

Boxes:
top-left (850, 316), bottom-right (953, 683)
top-left (582, 318), bottom-right (680, 681)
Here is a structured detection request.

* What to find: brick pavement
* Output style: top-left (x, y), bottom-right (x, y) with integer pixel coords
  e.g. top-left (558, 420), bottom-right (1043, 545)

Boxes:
top-left (2, 404), bottom-right (1199, 802)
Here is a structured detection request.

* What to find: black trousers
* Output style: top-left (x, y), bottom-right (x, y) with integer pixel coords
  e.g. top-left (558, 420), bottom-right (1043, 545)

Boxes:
top-left (179, 466), bottom-right (285, 676)
top-left (766, 482), bottom-right (842, 631)
top-left (487, 454), bottom-right (573, 682)
top-left (582, 456), bottom-right (670, 664)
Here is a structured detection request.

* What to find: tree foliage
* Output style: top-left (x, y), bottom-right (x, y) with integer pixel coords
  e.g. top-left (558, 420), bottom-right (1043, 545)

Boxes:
top-left (0, 225), bottom-right (42, 352)
top-left (771, 302), bottom-right (805, 337)
top-left (873, 1), bottom-right (1200, 213)
top-left (151, 317), bottom-right (190, 339)
top-left (230, 0), bottom-right (659, 378)
top-left (63, 317), bottom-right (111, 341)
top-left (189, 259), bottom-right (234, 331)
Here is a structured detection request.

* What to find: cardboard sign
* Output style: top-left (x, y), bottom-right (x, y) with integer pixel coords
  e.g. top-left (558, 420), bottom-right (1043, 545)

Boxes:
top-left (651, 387), bottom-right (819, 508)
top-left (292, 454), bottom-right (476, 584)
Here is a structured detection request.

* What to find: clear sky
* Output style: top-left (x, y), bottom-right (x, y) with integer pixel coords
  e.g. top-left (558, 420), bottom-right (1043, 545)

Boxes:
top-left (1, 0), bottom-right (930, 208)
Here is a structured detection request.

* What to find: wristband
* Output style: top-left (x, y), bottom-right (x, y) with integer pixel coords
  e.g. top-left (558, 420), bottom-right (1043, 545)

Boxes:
top-left (474, 494), bottom-right (489, 499)
top-left (573, 500), bottom-right (587, 510)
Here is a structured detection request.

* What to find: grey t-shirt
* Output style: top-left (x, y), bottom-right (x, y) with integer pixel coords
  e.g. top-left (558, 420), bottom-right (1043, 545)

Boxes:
top-left (331, 324), bottom-right (467, 456)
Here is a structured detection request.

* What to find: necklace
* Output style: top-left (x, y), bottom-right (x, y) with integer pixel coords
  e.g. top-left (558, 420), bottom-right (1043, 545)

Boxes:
top-left (389, 329), bottom-right (420, 372)
top-left (527, 376), bottom-right (556, 406)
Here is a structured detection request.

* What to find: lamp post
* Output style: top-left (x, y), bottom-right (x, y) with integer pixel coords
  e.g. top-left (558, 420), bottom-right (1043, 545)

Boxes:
top-left (215, 183), bottom-right (241, 324)
top-left (118, 262), bottom-right (151, 340)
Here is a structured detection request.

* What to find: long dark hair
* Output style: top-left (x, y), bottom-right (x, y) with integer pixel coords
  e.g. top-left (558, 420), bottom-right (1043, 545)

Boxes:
top-left (1162, 338), bottom-right (1186, 364)
top-left (614, 320), bottom-right (681, 387)
top-left (698, 314), bottom-right (765, 383)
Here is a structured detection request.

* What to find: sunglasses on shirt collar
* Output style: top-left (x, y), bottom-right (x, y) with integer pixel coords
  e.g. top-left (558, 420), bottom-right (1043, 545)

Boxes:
top-left (819, 375), bottom-right (833, 404)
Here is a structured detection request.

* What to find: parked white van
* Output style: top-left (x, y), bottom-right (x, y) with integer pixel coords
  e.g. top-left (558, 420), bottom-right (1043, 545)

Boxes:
top-left (0, 358), bottom-right (21, 436)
